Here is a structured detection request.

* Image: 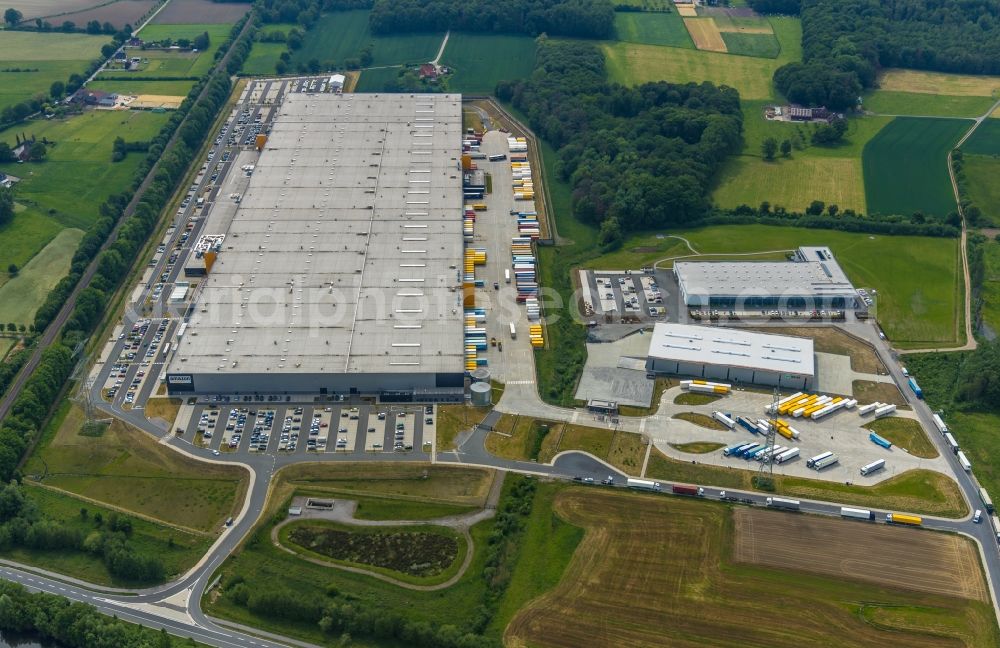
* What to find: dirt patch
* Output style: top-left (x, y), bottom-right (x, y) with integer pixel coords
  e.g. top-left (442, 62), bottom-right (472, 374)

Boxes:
top-left (732, 508), bottom-right (987, 602)
top-left (152, 0), bottom-right (250, 23)
top-left (285, 522), bottom-right (459, 578)
top-left (853, 379), bottom-right (909, 408)
top-left (684, 17), bottom-right (728, 52)
top-left (676, 4), bottom-right (697, 16)
top-left (748, 326), bottom-right (887, 374)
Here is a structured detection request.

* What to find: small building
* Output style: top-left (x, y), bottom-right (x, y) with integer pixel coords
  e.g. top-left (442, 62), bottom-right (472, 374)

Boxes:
top-left (74, 89), bottom-right (118, 107)
top-left (646, 323), bottom-right (815, 390)
top-left (329, 74), bottom-right (345, 91)
top-left (418, 63), bottom-right (438, 79)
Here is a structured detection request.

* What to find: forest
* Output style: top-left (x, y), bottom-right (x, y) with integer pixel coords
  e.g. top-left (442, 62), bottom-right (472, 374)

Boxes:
top-left (497, 40), bottom-right (742, 243)
top-left (760, 0), bottom-right (1000, 107)
top-left (369, 0), bottom-right (614, 38)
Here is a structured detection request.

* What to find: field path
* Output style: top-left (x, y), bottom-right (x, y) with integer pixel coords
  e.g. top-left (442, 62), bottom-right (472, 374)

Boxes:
top-left (431, 30), bottom-right (450, 66)
top-left (900, 96), bottom-right (1000, 354)
top-left (650, 234), bottom-right (793, 269)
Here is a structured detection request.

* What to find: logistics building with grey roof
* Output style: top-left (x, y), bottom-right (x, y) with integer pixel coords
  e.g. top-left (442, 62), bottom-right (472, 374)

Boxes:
top-left (674, 246), bottom-right (858, 310)
top-left (645, 322), bottom-right (815, 390)
top-left (165, 93), bottom-right (466, 400)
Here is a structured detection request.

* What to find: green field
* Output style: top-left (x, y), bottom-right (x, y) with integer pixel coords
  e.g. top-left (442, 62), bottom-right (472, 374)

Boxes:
top-left (0, 228), bottom-right (82, 325)
top-left (88, 78), bottom-right (196, 96)
top-left (0, 31), bottom-right (108, 112)
top-left (25, 399), bottom-right (247, 535)
top-left (720, 31), bottom-right (780, 58)
top-left (613, 11), bottom-right (694, 48)
top-left (960, 154), bottom-right (1000, 226)
top-left (713, 104), bottom-right (890, 213)
top-left (601, 16), bottom-right (801, 99)
top-left (582, 224), bottom-right (960, 346)
top-left (354, 65), bottom-right (403, 92)
top-left (961, 118), bottom-right (1000, 155)
top-left (440, 33), bottom-right (537, 93)
top-left (983, 240), bottom-right (1000, 336)
top-left (3, 485), bottom-right (213, 586)
top-left (863, 90), bottom-right (994, 118)
top-left (240, 40), bottom-right (286, 75)
top-left (0, 110), bottom-right (170, 226)
top-left (292, 10), bottom-right (442, 68)
top-left (863, 117), bottom-right (971, 217)
top-left (106, 23), bottom-right (232, 78)
top-left (0, 205), bottom-right (62, 291)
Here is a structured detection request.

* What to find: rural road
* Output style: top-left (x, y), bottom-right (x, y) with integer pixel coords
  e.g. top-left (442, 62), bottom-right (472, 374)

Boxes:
top-left (431, 30), bottom-right (450, 67)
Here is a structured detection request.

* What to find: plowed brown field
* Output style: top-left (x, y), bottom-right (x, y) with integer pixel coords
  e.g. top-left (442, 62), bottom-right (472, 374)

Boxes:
top-left (733, 508), bottom-right (987, 601)
top-left (504, 489), bottom-right (997, 648)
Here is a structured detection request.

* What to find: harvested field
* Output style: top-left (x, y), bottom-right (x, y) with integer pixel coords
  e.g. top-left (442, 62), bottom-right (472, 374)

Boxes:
top-left (684, 17), bottom-right (727, 52)
top-left (505, 489), bottom-right (996, 647)
top-left (5, 0), bottom-right (97, 20)
top-left (130, 94), bottom-right (184, 109)
top-left (152, 0), bottom-right (249, 23)
top-left (676, 4), bottom-right (697, 16)
top-left (878, 69), bottom-right (1000, 97)
top-left (732, 508), bottom-right (987, 601)
top-left (47, 0), bottom-right (157, 29)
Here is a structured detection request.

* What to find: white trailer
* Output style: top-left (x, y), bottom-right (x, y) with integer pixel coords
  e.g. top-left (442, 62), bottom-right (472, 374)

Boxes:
top-left (944, 432), bottom-right (959, 454)
top-left (767, 391), bottom-right (804, 415)
top-left (992, 515), bottom-right (1000, 543)
top-left (774, 447), bottom-right (800, 464)
top-left (712, 411), bottom-right (736, 430)
top-left (860, 458), bottom-right (886, 476)
top-left (858, 402), bottom-right (882, 416)
top-left (813, 454), bottom-right (839, 470)
top-left (806, 451), bottom-right (832, 468)
top-left (810, 398), bottom-right (850, 420)
top-left (626, 478), bottom-right (661, 491)
top-left (840, 507), bottom-right (874, 521)
top-left (957, 450), bottom-right (972, 472)
top-left (873, 404), bottom-right (897, 418)
top-left (932, 414), bottom-right (948, 434)
top-left (766, 497), bottom-right (800, 510)
top-left (758, 445), bottom-right (785, 462)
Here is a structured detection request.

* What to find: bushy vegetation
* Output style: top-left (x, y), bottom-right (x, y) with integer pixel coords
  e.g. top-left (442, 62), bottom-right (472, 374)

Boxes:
top-left (773, 0), bottom-right (1000, 108)
top-left (370, 0), bottom-right (614, 38)
top-left (0, 481), bottom-right (164, 582)
top-left (498, 39), bottom-right (742, 242)
top-left (0, 580), bottom-right (195, 647)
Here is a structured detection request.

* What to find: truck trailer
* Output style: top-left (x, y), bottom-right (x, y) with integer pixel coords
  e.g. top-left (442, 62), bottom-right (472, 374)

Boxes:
top-left (869, 432), bottom-right (892, 449)
top-left (944, 432), bottom-right (959, 454)
top-left (886, 513), bottom-right (922, 526)
top-left (957, 450), bottom-right (972, 472)
top-left (932, 413), bottom-right (948, 434)
top-left (981, 487), bottom-right (995, 514)
top-left (766, 497), bottom-right (801, 511)
top-left (774, 447), bottom-right (800, 464)
top-left (840, 507), bottom-right (875, 521)
top-left (712, 411), bottom-right (736, 430)
top-left (672, 484), bottom-right (703, 496)
top-left (626, 478), bottom-right (661, 491)
top-left (874, 404), bottom-right (897, 419)
top-left (723, 442), bottom-right (752, 457)
top-left (813, 454), bottom-right (839, 470)
top-left (806, 451), bottom-right (832, 468)
top-left (908, 377), bottom-right (923, 399)
top-left (860, 458), bottom-right (886, 476)
top-left (737, 416), bottom-right (758, 434)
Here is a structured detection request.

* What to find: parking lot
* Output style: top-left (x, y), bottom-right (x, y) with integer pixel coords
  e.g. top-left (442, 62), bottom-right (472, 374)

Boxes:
top-left (186, 402), bottom-right (435, 458)
top-left (583, 270), bottom-right (666, 323)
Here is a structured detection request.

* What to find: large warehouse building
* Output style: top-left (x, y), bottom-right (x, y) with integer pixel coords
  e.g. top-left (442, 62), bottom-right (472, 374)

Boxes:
top-left (675, 246), bottom-right (858, 310)
top-left (165, 93), bottom-right (466, 400)
top-left (645, 323), bottom-right (815, 390)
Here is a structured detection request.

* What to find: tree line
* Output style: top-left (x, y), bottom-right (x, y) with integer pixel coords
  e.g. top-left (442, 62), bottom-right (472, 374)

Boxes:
top-left (221, 476), bottom-right (539, 646)
top-left (0, 14), bottom-right (256, 486)
top-left (369, 0), bottom-right (614, 38)
top-left (757, 0), bottom-right (1000, 108)
top-left (497, 38), bottom-right (743, 247)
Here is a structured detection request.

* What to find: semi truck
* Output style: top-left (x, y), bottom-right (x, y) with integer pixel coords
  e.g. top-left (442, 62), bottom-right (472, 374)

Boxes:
top-left (869, 432), bottom-right (892, 449)
top-left (944, 432), bottom-right (959, 454)
top-left (860, 458), bottom-right (885, 476)
top-left (813, 454), bottom-right (839, 470)
top-left (957, 450), bottom-right (972, 472)
top-left (908, 377), bottom-right (923, 399)
top-left (992, 515), bottom-right (1000, 543)
top-left (981, 487), bottom-right (995, 513)
top-left (886, 513), bottom-right (922, 526)
top-left (840, 507), bottom-right (875, 521)
top-left (737, 443), bottom-right (762, 458)
top-left (723, 442), bottom-right (753, 457)
top-left (774, 447), bottom-right (800, 464)
top-left (626, 478), bottom-right (661, 491)
top-left (672, 484), bottom-right (703, 496)
top-left (712, 411), bottom-right (736, 430)
top-left (766, 497), bottom-right (800, 511)
top-left (932, 413), bottom-right (948, 434)
top-left (737, 416), bottom-right (758, 434)
top-left (806, 451), bottom-right (832, 468)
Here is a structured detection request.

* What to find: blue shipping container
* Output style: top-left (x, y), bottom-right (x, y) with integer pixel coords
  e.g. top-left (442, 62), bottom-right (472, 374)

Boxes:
top-left (908, 377), bottom-right (923, 399)
top-left (869, 432), bottom-right (892, 449)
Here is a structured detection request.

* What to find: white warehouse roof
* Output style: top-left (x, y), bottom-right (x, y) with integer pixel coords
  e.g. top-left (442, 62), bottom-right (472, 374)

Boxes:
top-left (647, 323), bottom-right (815, 377)
top-left (167, 92), bottom-right (465, 377)
top-left (674, 246), bottom-right (856, 299)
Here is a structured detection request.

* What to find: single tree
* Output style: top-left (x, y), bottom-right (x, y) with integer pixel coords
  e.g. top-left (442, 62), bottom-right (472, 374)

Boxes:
top-left (780, 139), bottom-right (792, 157)
top-left (806, 200), bottom-right (825, 216)
top-left (7, 264), bottom-right (17, 276)
top-left (761, 137), bottom-right (778, 161)
top-left (3, 8), bottom-right (22, 25)
top-left (50, 80), bottom-right (65, 99)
